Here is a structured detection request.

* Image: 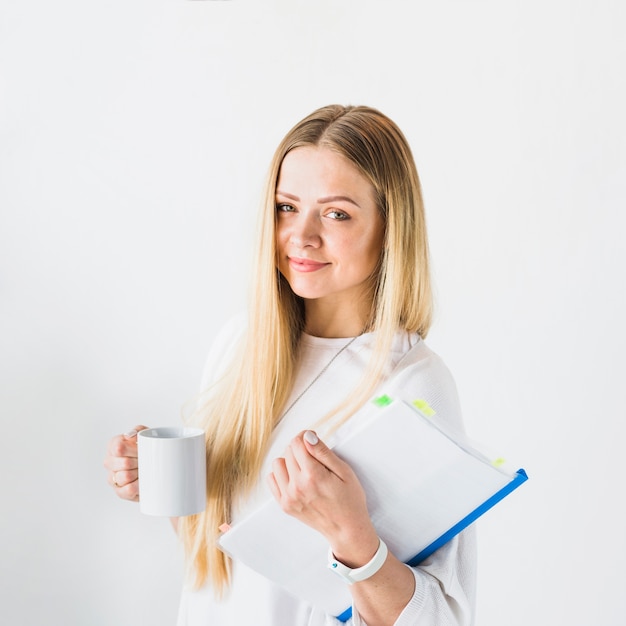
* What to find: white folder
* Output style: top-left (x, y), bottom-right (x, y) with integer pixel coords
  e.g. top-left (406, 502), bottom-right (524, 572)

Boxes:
top-left (217, 396), bottom-right (528, 620)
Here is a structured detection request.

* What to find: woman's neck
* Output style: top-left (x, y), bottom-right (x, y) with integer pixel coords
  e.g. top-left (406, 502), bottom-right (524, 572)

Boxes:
top-left (303, 301), bottom-right (371, 338)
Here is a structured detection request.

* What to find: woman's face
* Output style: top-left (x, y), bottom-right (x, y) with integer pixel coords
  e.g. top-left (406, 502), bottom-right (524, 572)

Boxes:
top-left (275, 146), bottom-right (384, 330)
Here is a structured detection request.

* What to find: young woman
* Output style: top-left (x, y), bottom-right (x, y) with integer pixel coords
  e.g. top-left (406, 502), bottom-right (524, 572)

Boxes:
top-left (105, 104), bottom-right (476, 625)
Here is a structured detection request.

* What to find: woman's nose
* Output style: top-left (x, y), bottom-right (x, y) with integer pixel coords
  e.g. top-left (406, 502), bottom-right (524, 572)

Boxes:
top-left (289, 212), bottom-right (321, 248)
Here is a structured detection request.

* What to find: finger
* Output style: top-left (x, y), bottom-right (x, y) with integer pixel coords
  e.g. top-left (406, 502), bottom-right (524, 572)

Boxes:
top-left (266, 472), bottom-right (281, 500)
top-left (301, 430), bottom-right (348, 479)
top-left (105, 425), bottom-right (149, 459)
top-left (287, 431), bottom-right (325, 470)
top-left (108, 470), bottom-right (140, 500)
top-left (124, 425), bottom-right (149, 440)
top-left (115, 481), bottom-right (140, 502)
top-left (106, 436), bottom-right (136, 460)
top-left (109, 469), bottom-right (138, 488)
top-left (105, 454), bottom-right (139, 472)
top-left (270, 456), bottom-right (290, 491)
top-left (283, 442), bottom-right (302, 478)
top-left (107, 468), bottom-right (128, 489)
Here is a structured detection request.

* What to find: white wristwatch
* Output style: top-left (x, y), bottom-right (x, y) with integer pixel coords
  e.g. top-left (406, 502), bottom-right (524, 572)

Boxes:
top-left (327, 537), bottom-right (388, 584)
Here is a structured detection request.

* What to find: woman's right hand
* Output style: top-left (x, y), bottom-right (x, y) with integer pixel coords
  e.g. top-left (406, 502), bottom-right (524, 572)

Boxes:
top-left (103, 425), bottom-right (148, 501)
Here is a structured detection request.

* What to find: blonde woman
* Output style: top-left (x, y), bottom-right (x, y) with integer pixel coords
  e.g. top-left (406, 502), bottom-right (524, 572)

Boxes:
top-left (105, 104), bottom-right (476, 625)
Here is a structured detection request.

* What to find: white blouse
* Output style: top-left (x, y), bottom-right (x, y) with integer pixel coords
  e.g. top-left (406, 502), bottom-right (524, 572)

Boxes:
top-left (176, 321), bottom-right (476, 626)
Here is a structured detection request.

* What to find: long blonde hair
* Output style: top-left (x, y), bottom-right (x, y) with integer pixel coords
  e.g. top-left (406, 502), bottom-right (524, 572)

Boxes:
top-left (179, 104), bottom-right (432, 594)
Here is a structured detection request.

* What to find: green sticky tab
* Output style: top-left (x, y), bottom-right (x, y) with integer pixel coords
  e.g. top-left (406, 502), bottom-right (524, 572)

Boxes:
top-left (492, 457), bottom-right (506, 468)
top-left (373, 394), bottom-right (393, 407)
top-left (412, 399), bottom-right (436, 417)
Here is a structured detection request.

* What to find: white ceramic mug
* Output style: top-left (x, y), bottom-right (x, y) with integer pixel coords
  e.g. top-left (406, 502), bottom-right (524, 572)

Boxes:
top-left (137, 427), bottom-right (206, 517)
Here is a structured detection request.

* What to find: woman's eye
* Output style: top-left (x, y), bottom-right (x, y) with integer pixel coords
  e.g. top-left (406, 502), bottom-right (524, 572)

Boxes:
top-left (276, 203), bottom-right (296, 213)
top-left (327, 210), bottom-right (349, 221)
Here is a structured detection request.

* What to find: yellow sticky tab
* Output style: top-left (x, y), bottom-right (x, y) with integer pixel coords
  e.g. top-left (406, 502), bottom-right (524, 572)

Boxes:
top-left (412, 399), bottom-right (436, 417)
top-left (492, 457), bottom-right (506, 468)
top-left (373, 394), bottom-right (393, 407)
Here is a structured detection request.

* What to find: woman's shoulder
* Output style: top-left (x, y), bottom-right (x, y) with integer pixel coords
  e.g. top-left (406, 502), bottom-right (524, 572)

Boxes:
top-left (391, 333), bottom-right (454, 379)
top-left (383, 336), bottom-right (464, 432)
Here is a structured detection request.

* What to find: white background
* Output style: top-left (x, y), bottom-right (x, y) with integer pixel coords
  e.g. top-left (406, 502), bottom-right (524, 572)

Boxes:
top-left (1, 1), bottom-right (624, 624)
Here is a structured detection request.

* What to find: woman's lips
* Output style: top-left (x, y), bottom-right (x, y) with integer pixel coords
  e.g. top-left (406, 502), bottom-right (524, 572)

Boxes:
top-left (288, 257), bottom-right (329, 273)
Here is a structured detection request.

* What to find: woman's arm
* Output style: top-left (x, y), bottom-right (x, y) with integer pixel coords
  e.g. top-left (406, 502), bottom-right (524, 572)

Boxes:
top-left (268, 430), bottom-right (418, 626)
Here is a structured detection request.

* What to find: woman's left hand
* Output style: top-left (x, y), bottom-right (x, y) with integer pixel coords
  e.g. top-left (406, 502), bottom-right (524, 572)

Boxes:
top-left (268, 429), bottom-right (417, 624)
top-left (267, 430), bottom-right (379, 564)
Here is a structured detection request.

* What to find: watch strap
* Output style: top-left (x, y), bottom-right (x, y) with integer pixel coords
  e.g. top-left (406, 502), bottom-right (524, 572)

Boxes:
top-left (327, 537), bottom-right (388, 584)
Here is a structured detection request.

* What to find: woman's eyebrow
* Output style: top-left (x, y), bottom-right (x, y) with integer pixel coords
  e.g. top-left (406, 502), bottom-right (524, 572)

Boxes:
top-left (276, 190), bottom-right (361, 208)
top-left (275, 190), bottom-right (299, 201)
top-left (318, 195), bottom-right (361, 208)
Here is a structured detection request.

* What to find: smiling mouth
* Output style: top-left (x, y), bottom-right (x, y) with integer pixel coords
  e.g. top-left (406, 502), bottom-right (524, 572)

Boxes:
top-left (288, 257), bottom-right (329, 272)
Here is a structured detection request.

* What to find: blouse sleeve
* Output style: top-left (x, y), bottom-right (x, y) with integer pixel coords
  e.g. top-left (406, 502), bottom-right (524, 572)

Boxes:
top-left (351, 343), bottom-right (477, 625)
top-left (345, 530), bottom-right (476, 626)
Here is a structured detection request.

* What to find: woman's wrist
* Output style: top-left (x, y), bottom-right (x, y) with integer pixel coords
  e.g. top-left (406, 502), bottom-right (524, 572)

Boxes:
top-left (328, 529), bottom-right (382, 569)
top-left (328, 537), bottom-right (388, 584)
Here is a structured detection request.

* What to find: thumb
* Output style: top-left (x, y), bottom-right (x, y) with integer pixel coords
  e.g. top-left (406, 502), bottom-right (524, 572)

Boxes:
top-left (124, 425), bottom-right (149, 439)
top-left (302, 430), bottom-right (346, 477)
top-left (303, 430), bottom-right (321, 447)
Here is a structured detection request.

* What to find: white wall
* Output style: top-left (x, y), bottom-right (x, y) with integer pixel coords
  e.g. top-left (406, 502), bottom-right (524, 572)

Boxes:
top-left (1, 1), bottom-right (624, 624)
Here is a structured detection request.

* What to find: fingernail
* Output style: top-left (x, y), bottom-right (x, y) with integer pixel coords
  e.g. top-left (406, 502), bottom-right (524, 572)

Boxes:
top-left (124, 429), bottom-right (138, 438)
top-left (219, 523), bottom-right (231, 533)
top-left (304, 430), bottom-right (319, 445)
